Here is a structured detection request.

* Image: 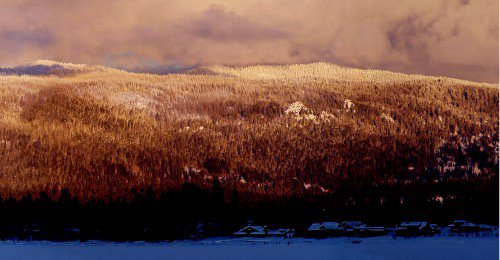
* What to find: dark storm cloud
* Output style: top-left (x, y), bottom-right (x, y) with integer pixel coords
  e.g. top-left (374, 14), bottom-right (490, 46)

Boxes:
top-left (182, 5), bottom-right (288, 43)
top-left (0, 0), bottom-right (497, 82)
top-left (0, 29), bottom-right (53, 47)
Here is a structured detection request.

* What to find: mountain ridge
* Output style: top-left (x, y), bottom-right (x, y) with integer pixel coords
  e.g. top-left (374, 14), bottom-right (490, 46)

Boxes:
top-left (1, 60), bottom-right (496, 87)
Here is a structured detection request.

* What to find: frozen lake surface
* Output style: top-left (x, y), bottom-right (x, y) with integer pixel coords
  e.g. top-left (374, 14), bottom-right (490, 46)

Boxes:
top-left (0, 236), bottom-right (498, 260)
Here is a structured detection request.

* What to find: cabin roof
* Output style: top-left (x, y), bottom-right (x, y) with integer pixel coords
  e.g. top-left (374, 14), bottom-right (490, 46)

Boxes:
top-left (340, 221), bottom-right (366, 228)
top-left (308, 222), bottom-right (340, 231)
top-left (234, 225), bottom-right (267, 235)
top-left (451, 220), bottom-right (477, 227)
top-left (268, 228), bottom-right (295, 235)
top-left (400, 221), bottom-right (428, 227)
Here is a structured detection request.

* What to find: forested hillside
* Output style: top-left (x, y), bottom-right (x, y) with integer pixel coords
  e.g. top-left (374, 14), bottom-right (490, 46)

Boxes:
top-left (0, 61), bottom-right (497, 210)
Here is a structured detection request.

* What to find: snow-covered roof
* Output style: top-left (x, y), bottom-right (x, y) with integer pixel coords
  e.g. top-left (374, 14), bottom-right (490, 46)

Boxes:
top-left (362, 226), bottom-right (386, 232)
top-left (340, 221), bottom-right (366, 229)
top-left (400, 222), bottom-right (428, 228)
top-left (234, 225), bottom-right (267, 235)
top-left (268, 229), bottom-right (295, 235)
top-left (308, 222), bottom-right (340, 231)
top-left (450, 220), bottom-right (477, 227)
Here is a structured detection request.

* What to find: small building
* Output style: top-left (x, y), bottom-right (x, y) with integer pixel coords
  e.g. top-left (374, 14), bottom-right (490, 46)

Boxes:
top-left (306, 222), bottom-right (343, 237)
top-left (340, 221), bottom-right (367, 231)
top-left (448, 220), bottom-right (482, 233)
top-left (234, 225), bottom-right (268, 237)
top-left (340, 221), bottom-right (387, 237)
top-left (268, 228), bottom-right (295, 238)
top-left (356, 226), bottom-right (388, 237)
top-left (396, 222), bottom-right (438, 236)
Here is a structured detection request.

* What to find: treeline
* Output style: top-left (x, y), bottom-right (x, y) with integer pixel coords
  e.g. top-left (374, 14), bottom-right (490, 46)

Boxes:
top-left (0, 177), bottom-right (497, 241)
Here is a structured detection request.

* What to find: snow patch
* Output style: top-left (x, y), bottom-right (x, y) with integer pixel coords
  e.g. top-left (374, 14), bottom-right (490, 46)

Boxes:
top-left (285, 101), bottom-right (308, 116)
top-left (110, 91), bottom-right (154, 109)
top-left (0, 140), bottom-right (11, 148)
top-left (285, 101), bottom-right (318, 123)
top-left (432, 195), bottom-right (444, 204)
top-left (297, 114), bottom-right (317, 122)
top-left (319, 111), bottom-right (335, 122)
top-left (381, 113), bottom-right (394, 123)
top-left (343, 99), bottom-right (355, 112)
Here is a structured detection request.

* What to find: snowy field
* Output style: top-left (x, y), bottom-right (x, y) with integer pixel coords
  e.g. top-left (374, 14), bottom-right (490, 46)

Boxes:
top-left (0, 235), bottom-right (498, 260)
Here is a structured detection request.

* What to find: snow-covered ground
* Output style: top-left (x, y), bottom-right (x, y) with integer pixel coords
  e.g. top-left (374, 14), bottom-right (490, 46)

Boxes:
top-left (0, 235), bottom-right (497, 260)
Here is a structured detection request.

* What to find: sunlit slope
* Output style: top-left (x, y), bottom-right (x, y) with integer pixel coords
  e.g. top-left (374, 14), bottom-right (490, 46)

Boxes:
top-left (0, 61), bottom-right (497, 201)
top-left (190, 62), bottom-right (495, 86)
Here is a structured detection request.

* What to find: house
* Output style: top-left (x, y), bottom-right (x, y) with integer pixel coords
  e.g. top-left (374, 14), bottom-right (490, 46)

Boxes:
top-left (340, 221), bottom-right (387, 237)
top-left (356, 226), bottom-right (388, 237)
top-left (340, 221), bottom-right (365, 236)
top-left (234, 225), bottom-right (268, 237)
top-left (306, 222), bottom-right (343, 237)
top-left (268, 228), bottom-right (295, 238)
top-left (448, 220), bottom-right (483, 233)
top-left (396, 222), bottom-right (439, 236)
top-left (340, 221), bottom-right (367, 231)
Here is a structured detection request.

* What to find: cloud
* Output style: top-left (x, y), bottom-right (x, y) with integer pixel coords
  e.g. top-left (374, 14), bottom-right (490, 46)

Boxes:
top-left (0, 29), bottom-right (53, 47)
top-left (180, 5), bottom-right (288, 43)
top-left (0, 0), bottom-right (497, 82)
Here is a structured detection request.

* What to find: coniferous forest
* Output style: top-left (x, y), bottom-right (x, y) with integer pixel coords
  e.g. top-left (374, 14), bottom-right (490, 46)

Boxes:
top-left (0, 61), bottom-right (497, 240)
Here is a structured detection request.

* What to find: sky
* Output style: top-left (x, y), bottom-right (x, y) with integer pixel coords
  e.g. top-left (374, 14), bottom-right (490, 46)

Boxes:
top-left (0, 0), bottom-right (498, 82)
